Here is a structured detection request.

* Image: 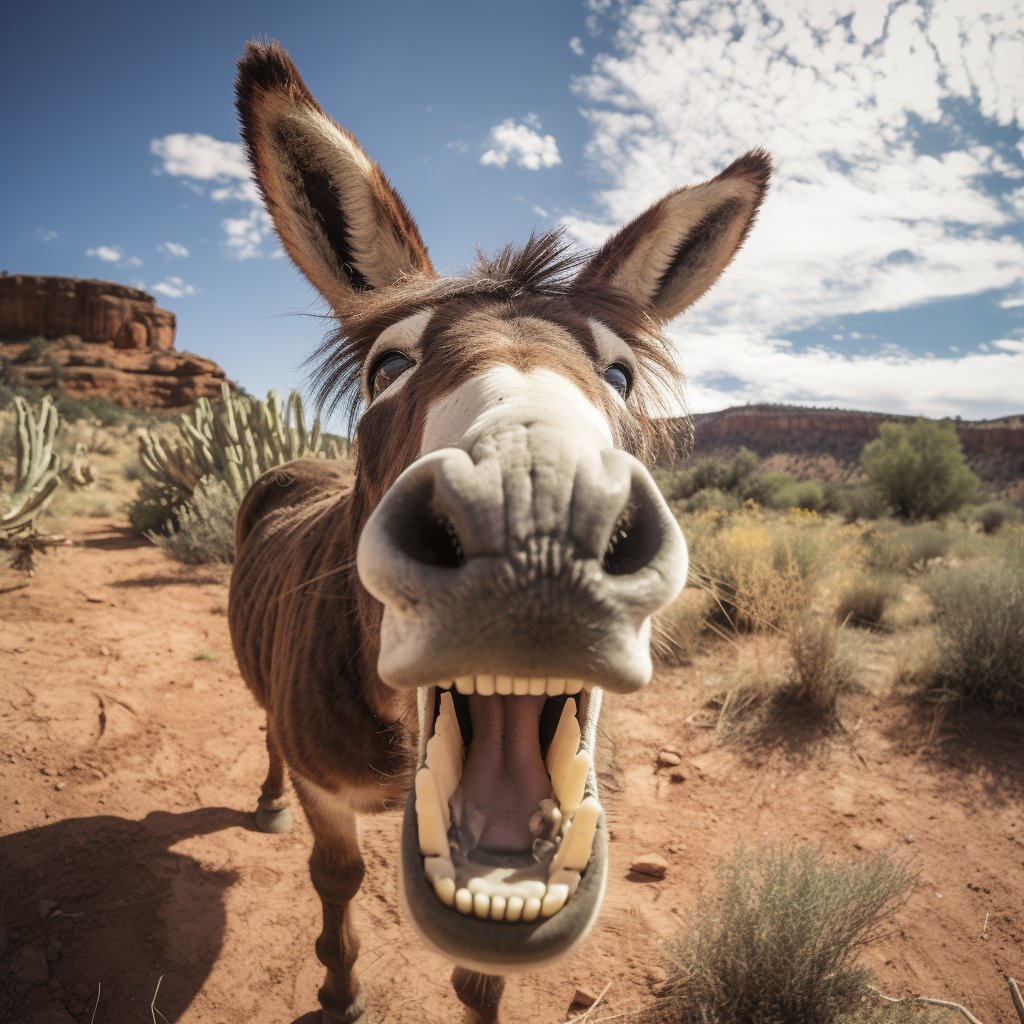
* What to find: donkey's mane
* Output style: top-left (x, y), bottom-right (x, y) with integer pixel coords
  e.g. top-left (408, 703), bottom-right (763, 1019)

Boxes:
top-left (305, 229), bottom-right (690, 457)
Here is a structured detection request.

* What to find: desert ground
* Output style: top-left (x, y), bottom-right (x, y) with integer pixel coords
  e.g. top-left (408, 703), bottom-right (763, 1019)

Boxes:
top-left (1, 517), bottom-right (1022, 1024)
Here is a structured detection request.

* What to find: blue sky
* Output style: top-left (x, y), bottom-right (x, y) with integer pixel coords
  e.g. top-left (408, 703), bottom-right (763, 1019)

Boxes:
top-left (2, 0), bottom-right (1023, 426)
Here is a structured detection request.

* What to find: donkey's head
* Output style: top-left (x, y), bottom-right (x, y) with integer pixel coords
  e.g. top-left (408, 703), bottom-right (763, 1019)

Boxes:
top-left (237, 41), bottom-right (768, 977)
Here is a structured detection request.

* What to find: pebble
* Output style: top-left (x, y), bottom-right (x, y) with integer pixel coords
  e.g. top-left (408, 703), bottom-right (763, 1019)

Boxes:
top-left (38, 899), bottom-right (59, 918)
top-left (657, 750), bottom-right (681, 767)
top-left (647, 966), bottom-right (668, 994)
top-left (54, 783), bottom-right (65, 791)
top-left (572, 988), bottom-right (598, 1007)
top-left (100, 646), bottom-right (110, 656)
top-left (630, 853), bottom-right (668, 878)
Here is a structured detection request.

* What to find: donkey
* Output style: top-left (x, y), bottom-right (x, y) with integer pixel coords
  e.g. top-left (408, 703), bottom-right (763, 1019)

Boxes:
top-left (228, 40), bottom-right (769, 1024)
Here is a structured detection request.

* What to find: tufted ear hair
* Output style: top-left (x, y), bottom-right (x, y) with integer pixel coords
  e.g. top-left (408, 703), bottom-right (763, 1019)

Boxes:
top-left (574, 150), bottom-right (771, 323)
top-left (235, 39), bottom-right (435, 313)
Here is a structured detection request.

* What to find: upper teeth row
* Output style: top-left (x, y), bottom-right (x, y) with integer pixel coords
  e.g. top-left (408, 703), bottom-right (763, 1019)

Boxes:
top-left (440, 676), bottom-right (588, 696)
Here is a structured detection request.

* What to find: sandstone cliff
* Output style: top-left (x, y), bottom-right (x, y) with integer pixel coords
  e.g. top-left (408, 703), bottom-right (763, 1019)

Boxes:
top-left (668, 404), bottom-right (1024, 500)
top-left (0, 274), bottom-right (232, 409)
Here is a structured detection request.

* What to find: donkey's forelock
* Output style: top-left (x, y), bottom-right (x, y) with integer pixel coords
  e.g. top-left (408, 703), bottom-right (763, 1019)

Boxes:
top-left (305, 229), bottom-right (691, 462)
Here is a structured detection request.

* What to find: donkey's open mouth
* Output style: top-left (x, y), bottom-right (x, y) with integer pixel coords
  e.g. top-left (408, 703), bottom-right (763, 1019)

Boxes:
top-left (400, 681), bottom-right (607, 972)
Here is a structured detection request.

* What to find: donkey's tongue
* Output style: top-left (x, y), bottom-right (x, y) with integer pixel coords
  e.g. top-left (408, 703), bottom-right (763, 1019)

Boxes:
top-left (455, 694), bottom-right (551, 853)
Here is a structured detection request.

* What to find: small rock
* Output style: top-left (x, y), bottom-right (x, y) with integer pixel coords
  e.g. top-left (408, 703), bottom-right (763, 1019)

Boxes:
top-left (904, 834), bottom-right (914, 844)
top-left (54, 782), bottom-right (65, 791)
top-left (630, 853), bottom-right (668, 878)
top-left (657, 750), bottom-right (681, 767)
top-left (99, 646), bottom-right (110, 656)
top-left (572, 988), bottom-right (598, 1007)
top-left (39, 899), bottom-right (59, 918)
top-left (68, 1001), bottom-right (85, 1016)
top-left (647, 966), bottom-right (668, 995)
top-left (86, 594), bottom-right (104, 603)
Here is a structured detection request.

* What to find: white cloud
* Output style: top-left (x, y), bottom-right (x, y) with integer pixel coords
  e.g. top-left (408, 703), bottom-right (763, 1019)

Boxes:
top-left (150, 133), bottom-right (249, 181)
top-left (569, 36), bottom-right (585, 56)
top-left (675, 328), bottom-right (1024, 420)
top-left (36, 228), bottom-right (57, 242)
top-left (481, 117), bottom-right (562, 170)
top-left (160, 242), bottom-right (189, 258)
top-left (151, 132), bottom-right (273, 259)
top-left (568, 0), bottom-right (1024, 415)
top-left (150, 276), bottom-right (196, 299)
top-left (86, 245), bottom-right (123, 262)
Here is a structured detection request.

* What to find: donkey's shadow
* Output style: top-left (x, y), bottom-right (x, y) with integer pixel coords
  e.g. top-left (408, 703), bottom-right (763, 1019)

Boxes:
top-left (0, 806), bottom-right (249, 1021)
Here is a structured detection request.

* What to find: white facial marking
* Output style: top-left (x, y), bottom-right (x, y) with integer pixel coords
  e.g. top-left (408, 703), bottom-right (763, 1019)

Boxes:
top-left (420, 366), bottom-right (614, 455)
top-left (362, 308), bottom-right (435, 405)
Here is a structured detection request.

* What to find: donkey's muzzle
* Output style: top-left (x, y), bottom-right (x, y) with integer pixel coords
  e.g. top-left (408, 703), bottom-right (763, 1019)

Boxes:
top-left (356, 427), bottom-right (687, 693)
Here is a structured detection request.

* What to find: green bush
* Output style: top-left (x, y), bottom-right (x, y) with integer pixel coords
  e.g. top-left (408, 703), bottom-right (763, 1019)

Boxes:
top-left (643, 843), bottom-right (917, 1024)
top-left (658, 448), bottom-right (760, 503)
top-left (922, 561), bottom-right (1024, 716)
top-left (861, 524), bottom-right (951, 574)
top-left (149, 478), bottom-right (237, 565)
top-left (837, 484), bottom-right (891, 523)
top-left (972, 500), bottom-right (1022, 535)
top-left (861, 420), bottom-right (979, 520)
top-left (837, 576), bottom-right (900, 628)
top-left (685, 487), bottom-right (740, 513)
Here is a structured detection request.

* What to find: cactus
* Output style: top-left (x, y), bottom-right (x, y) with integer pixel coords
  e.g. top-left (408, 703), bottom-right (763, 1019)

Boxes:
top-left (132, 384), bottom-right (345, 532)
top-left (1, 396), bottom-right (63, 530)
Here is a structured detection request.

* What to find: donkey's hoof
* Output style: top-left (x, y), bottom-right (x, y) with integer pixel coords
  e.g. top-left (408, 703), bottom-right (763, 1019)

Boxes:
top-left (255, 805), bottom-right (293, 833)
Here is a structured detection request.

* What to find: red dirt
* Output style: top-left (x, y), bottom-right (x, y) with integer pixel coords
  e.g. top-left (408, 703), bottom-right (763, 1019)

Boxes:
top-left (1, 518), bottom-right (1021, 1023)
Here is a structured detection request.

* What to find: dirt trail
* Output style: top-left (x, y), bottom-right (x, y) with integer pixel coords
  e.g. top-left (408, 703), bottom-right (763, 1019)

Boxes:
top-left (1, 518), bottom-right (1021, 1023)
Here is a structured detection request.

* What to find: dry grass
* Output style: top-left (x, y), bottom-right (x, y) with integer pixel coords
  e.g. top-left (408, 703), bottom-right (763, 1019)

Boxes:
top-left (837, 576), bottom-right (902, 629)
top-left (630, 842), bottom-right (920, 1024)
top-left (150, 478), bottom-right (237, 566)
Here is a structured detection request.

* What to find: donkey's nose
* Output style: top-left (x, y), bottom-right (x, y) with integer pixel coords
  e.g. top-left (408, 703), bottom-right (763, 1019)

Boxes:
top-left (357, 441), bottom-right (687, 693)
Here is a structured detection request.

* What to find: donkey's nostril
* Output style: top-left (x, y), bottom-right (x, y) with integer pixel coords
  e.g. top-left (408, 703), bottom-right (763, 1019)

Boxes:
top-left (602, 493), bottom-right (664, 577)
top-left (385, 474), bottom-right (464, 569)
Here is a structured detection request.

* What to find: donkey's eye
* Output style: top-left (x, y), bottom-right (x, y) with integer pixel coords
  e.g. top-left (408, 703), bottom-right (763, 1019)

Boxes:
top-left (371, 351), bottom-right (415, 399)
top-left (603, 363), bottom-right (632, 400)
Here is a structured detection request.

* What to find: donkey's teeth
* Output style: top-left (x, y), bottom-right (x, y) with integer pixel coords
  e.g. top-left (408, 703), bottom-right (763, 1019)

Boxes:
top-left (506, 895), bottom-right (524, 922)
top-left (495, 675), bottom-right (513, 695)
top-left (475, 674), bottom-right (495, 696)
top-left (439, 680), bottom-right (453, 690)
top-left (565, 679), bottom-right (584, 695)
top-left (550, 796), bottom-right (600, 874)
top-left (541, 883), bottom-right (569, 917)
top-left (490, 895), bottom-right (507, 920)
top-left (513, 677), bottom-right (530, 695)
top-left (558, 750), bottom-right (592, 818)
top-left (528, 677), bottom-right (547, 696)
top-left (455, 888), bottom-right (473, 915)
top-left (548, 868), bottom-right (581, 899)
top-left (547, 704), bottom-right (581, 797)
top-left (415, 768), bottom-right (449, 857)
top-left (473, 892), bottom-right (490, 919)
top-left (522, 897), bottom-right (541, 922)
top-left (455, 676), bottom-right (475, 695)
top-left (545, 699), bottom-right (578, 775)
top-left (433, 877), bottom-right (456, 906)
top-left (545, 678), bottom-right (567, 696)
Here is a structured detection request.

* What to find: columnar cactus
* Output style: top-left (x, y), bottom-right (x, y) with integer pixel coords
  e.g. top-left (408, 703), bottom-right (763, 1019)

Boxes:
top-left (135, 383), bottom-right (343, 515)
top-left (1, 396), bottom-right (63, 530)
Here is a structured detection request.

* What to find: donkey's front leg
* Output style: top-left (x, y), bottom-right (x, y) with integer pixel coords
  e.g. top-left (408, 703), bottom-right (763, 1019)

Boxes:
top-left (451, 967), bottom-right (506, 1024)
top-left (296, 785), bottom-right (368, 1024)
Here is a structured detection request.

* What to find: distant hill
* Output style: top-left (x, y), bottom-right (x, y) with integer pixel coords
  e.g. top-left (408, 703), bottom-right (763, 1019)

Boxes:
top-left (665, 405), bottom-right (1024, 502)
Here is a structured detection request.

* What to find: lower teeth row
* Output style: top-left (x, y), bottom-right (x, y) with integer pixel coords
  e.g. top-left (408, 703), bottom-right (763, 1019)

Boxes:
top-left (416, 691), bottom-right (600, 921)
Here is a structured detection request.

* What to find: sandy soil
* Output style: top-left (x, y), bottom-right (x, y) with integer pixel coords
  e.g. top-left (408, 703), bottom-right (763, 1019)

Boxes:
top-left (1, 518), bottom-right (1021, 1024)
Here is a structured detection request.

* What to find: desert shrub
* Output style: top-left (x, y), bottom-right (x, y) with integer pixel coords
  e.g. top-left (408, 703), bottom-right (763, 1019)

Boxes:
top-left (658, 449), bottom-right (760, 503)
top-left (646, 843), bottom-right (917, 1024)
top-left (922, 561), bottom-right (1024, 716)
top-left (861, 420), bottom-right (979, 520)
top-left (837, 576), bottom-right (901, 629)
top-left (655, 588), bottom-right (713, 665)
top-left (743, 472), bottom-right (795, 508)
top-left (786, 613), bottom-right (853, 710)
top-left (149, 478), bottom-right (237, 565)
top-left (686, 487), bottom-right (740, 513)
top-left (972, 500), bottom-right (1022, 535)
top-left (861, 524), bottom-right (951, 575)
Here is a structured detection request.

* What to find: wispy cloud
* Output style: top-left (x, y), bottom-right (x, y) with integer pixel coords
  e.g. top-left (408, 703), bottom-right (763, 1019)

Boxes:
top-left (36, 228), bottom-right (57, 242)
top-left (159, 242), bottom-right (189, 258)
top-left (149, 276), bottom-right (196, 298)
top-left (570, 0), bottom-right (1024, 416)
top-left (569, 37), bottom-right (585, 57)
top-left (150, 132), bottom-right (272, 259)
top-left (86, 245), bottom-right (142, 267)
top-left (481, 116), bottom-right (562, 170)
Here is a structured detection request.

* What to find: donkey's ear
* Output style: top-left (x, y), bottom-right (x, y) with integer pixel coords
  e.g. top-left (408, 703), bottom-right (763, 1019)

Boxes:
top-left (575, 150), bottom-right (770, 322)
top-left (235, 40), bottom-right (434, 312)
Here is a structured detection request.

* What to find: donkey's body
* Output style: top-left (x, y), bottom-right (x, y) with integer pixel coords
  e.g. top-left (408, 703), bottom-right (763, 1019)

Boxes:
top-left (229, 41), bottom-right (769, 1023)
